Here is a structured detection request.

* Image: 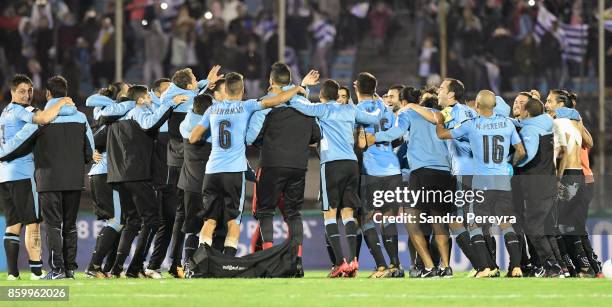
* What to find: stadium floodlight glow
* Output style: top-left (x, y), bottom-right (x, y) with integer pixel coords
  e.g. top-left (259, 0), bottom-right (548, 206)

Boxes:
top-left (204, 11), bottom-right (213, 20)
top-left (528, 0), bottom-right (536, 6)
top-left (141, 19), bottom-right (148, 26)
top-left (160, 2), bottom-right (168, 10)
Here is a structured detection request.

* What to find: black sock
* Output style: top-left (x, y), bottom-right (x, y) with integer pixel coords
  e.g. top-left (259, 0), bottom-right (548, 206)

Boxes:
top-left (363, 227), bottom-right (387, 268)
top-left (581, 235), bottom-right (601, 273)
top-left (287, 217), bottom-right (304, 246)
top-left (455, 231), bottom-right (476, 266)
top-left (325, 222), bottom-right (344, 265)
top-left (259, 216), bottom-right (274, 244)
top-left (325, 235), bottom-right (336, 265)
top-left (224, 246), bottom-right (237, 257)
top-left (184, 233), bottom-right (199, 263)
top-left (566, 235), bottom-right (592, 271)
top-left (555, 235), bottom-right (571, 269)
top-left (355, 230), bottom-right (363, 260)
top-left (91, 226), bottom-right (120, 268)
top-left (548, 235), bottom-right (563, 266)
top-left (103, 234), bottom-right (121, 273)
top-left (470, 234), bottom-right (490, 271)
top-left (503, 231), bottom-right (521, 269)
top-left (407, 235), bottom-right (418, 266)
top-left (4, 233), bottom-right (20, 276)
top-left (344, 220), bottom-right (357, 260)
top-left (429, 235), bottom-right (441, 267)
top-left (29, 260), bottom-right (43, 276)
top-left (484, 234), bottom-right (497, 268)
top-left (382, 224), bottom-right (400, 266)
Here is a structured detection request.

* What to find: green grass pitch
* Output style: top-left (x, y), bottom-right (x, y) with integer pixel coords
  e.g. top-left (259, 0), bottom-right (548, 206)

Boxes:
top-left (0, 271), bottom-right (611, 307)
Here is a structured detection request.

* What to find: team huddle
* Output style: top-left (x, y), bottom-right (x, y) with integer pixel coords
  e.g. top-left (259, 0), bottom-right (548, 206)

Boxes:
top-left (0, 61), bottom-right (604, 280)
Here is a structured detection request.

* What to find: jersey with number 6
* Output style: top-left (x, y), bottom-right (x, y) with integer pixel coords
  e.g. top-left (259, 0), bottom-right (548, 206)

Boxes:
top-left (198, 99), bottom-right (263, 174)
top-left (450, 114), bottom-right (521, 191)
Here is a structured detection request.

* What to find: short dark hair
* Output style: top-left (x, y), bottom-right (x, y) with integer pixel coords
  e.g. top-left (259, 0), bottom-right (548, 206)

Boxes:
top-left (225, 72), bottom-right (244, 96)
top-left (193, 94), bottom-right (213, 115)
top-left (389, 84), bottom-right (405, 93)
top-left (213, 78), bottom-right (225, 93)
top-left (152, 78), bottom-right (171, 93)
top-left (11, 74), bottom-right (33, 91)
top-left (46, 75), bottom-right (68, 98)
top-left (550, 89), bottom-right (573, 108)
top-left (270, 62), bottom-right (291, 86)
top-left (421, 96), bottom-right (439, 109)
top-left (320, 79), bottom-right (340, 101)
top-left (126, 85), bottom-right (149, 102)
top-left (171, 68), bottom-right (194, 90)
top-left (356, 72), bottom-right (377, 96)
top-left (445, 78), bottom-right (465, 102)
top-left (525, 97), bottom-right (544, 117)
top-left (400, 87), bottom-right (421, 103)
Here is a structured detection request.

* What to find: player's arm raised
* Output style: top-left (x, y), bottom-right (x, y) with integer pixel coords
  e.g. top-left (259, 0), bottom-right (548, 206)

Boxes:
top-left (260, 86), bottom-right (306, 109)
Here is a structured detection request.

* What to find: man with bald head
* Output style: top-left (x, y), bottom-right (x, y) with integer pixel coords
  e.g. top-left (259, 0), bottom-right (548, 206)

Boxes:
top-left (435, 90), bottom-right (526, 278)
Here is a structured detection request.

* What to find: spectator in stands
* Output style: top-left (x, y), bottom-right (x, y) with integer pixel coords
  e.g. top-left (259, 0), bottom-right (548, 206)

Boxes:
top-left (244, 39), bottom-right (262, 99)
top-left (143, 20), bottom-right (168, 86)
top-left (309, 10), bottom-right (336, 78)
top-left (539, 21), bottom-right (563, 91)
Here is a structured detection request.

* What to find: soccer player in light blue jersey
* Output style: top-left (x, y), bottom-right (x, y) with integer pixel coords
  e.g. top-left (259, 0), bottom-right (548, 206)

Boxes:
top-left (188, 72), bottom-right (306, 257)
top-left (0, 75), bottom-right (75, 280)
top-left (354, 73), bottom-right (403, 278)
top-left (435, 90), bottom-right (526, 278)
top-left (289, 79), bottom-right (382, 278)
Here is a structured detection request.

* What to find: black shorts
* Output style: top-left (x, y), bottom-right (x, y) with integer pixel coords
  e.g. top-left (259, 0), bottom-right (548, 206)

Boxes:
top-left (89, 174), bottom-right (115, 220)
top-left (408, 168), bottom-right (455, 215)
top-left (201, 172), bottom-right (246, 224)
top-left (183, 191), bottom-right (204, 233)
top-left (255, 167), bottom-right (305, 220)
top-left (472, 190), bottom-right (515, 224)
top-left (363, 174), bottom-right (402, 213)
top-left (0, 178), bottom-right (40, 226)
top-left (320, 160), bottom-right (360, 211)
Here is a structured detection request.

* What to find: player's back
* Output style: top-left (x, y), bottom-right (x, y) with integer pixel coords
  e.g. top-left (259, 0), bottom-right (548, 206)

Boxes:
top-left (444, 103), bottom-right (477, 175)
top-left (403, 109), bottom-right (450, 172)
top-left (317, 102), bottom-right (359, 164)
top-left (206, 99), bottom-right (260, 173)
top-left (468, 114), bottom-right (518, 190)
top-left (357, 99), bottom-right (399, 176)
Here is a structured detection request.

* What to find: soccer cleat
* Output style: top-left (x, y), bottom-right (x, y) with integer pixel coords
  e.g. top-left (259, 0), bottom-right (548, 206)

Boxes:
top-left (388, 264), bottom-right (405, 278)
top-left (123, 270), bottom-right (144, 279)
top-left (438, 267), bottom-right (453, 278)
top-left (475, 268), bottom-right (491, 278)
top-left (328, 261), bottom-right (350, 278)
top-left (65, 270), bottom-right (75, 279)
top-left (544, 263), bottom-right (564, 278)
top-left (295, 258), bottom-right (304, 278)
top-left (30, 271), bottom-right (46, 281)
top-left (345, 257), bottom-right (359, 278)
top-left (506, 267), bottom-right (523, 278)
top-left (184, 262), bottom-right (194, 279)
top-left (577, 268), bottom-right (596, 278)
top-left (419, 267), bottom-right (438, 278)
top-left (144, 269), bottom-right (163, 279)
top-left (85, 268), bottom-right (107, 279)
top-left (169, 265), bottom-right (185, 279)
top-left (489, 268), bottom-right (501, 278)
top-left (369, 266), bottom-right (391, 279)
top-left (533, 266), bottom-right (546, 278)
top-left (467, 268), bottom-right (478, 278)
top-left (7, 274), bottom-right (20, 281)
top-left (42, 270), bottom-right (66, 280)
top-left (408, 265), bottom-right (422, 278)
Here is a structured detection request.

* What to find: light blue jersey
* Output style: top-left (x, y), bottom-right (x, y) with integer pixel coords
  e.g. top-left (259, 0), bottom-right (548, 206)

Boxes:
top-left (357, 99), bottom-right (400, 176)
top-left (450, 114), bottom-right (522, 191)
top-left (0, 103), bottom-right (36, 182)
top-left (289, 98), bottom-right (380, 164)
top-left (198, 99), bottom-right (263, 174)
top-left (494, 96), bottom-right (511, 117)
top-left (376, 109), bottom-right (450, 172)
top-left (180, 111), bottom-right (211, 142)
top-left (150, 90), bottom-right (168, 132)
top-left (87, 93), bottom-right (114, 176)
top-left (161, 80), bottom-right (209, 113)
top-left (121, 102), bottom-right (173, 130)
top-left (98, 100), bottom-right (135, 118)
top-left (444, 102), bottom-right (477, 176)
top-left (518, 114), bottom-right (553, 167)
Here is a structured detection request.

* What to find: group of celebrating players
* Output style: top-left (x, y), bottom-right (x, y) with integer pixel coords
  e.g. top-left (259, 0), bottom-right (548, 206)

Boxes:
top-left (0, 60), bottom-right (604, 280)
